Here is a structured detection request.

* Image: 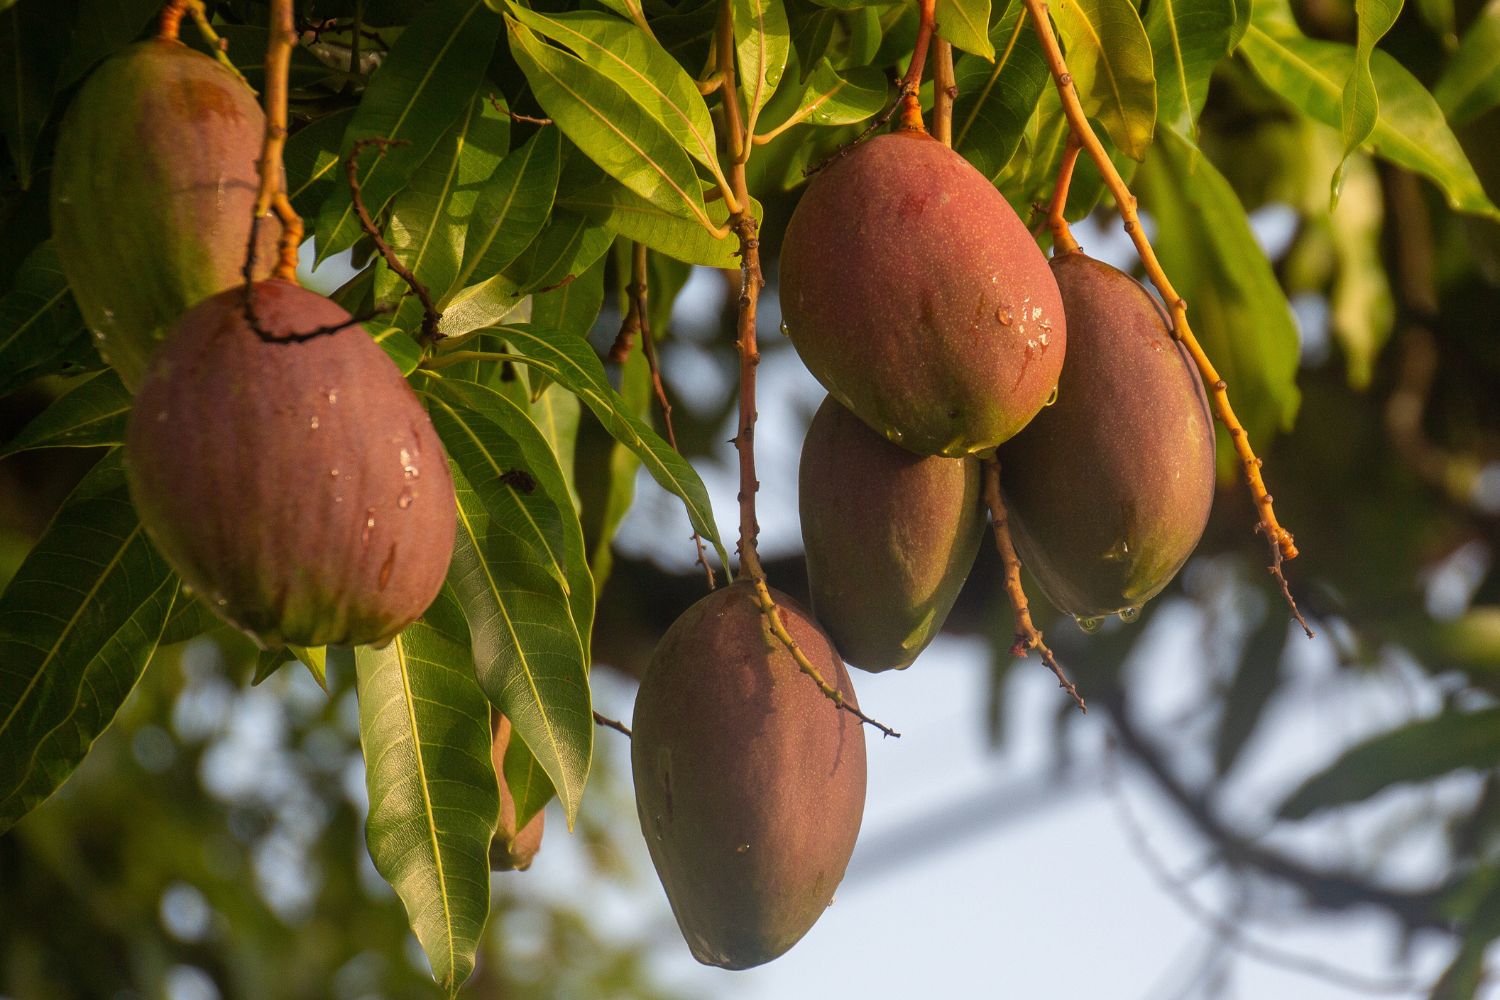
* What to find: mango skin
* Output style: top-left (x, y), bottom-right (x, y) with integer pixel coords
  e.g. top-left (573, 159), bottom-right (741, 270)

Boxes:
top-left (799, 396), bottom-right (984, 671)
top-left (999, 252), bottom-right (1215, 619)
top-left (779, 131), bottom-right (1065, 457)
top-left (126, 281), bottom-right (456, 648)
top-left (51, 39), bottom-right (279, 391)
top-left (631, 581), bottom-right (866, 970)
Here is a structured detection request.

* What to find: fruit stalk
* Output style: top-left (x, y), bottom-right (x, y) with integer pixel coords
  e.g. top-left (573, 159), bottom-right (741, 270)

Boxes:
top-left (1046, 132), bottom-right (1082, 254)
top-left (932, 39), bottom-right (957, 146)
top-left (898, 0), bottom-right (937, 131)
top-left (1023, 0), bottom-right (1309, 635)
top-left (251, 0), bottom-right (300, 283)
top-left (982, 458), bottom-right (1086, 713)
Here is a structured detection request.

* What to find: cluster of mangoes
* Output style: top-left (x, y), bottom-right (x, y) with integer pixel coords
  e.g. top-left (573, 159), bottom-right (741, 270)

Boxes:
top-left (51, 36), bottom-right (456, 649)
top-left (630, 131), bottom-right (1216, 969)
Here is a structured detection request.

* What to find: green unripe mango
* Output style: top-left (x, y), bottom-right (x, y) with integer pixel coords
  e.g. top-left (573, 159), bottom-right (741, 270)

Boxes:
top-left (126, 281), bottom-right (456, 648)
top-left (779, 131), bottom-right (1066, 457)
top-left (632, 581), bottom-right (866, 970)
top-left (51, 39), bottom-right (280, 390)
top-left (999, 252), bottom-right (1216, 620)
top-left (799, 396), bottom-right (984, 671)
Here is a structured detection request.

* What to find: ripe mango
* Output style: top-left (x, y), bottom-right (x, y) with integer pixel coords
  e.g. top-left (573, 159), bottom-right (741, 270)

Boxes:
top-left (631, 581), bottom-right (866, 970)
top-left (779, 131), bottom-right (1065, 457)
top-left (799, 396), bottom-right (983, 670)
top-left (999, 253), bottom-right (1215, 620)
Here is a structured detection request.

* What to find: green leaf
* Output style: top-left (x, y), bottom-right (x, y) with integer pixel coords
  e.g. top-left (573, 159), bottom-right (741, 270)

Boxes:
top-left (452, 124), bottom-right (562, 295)
top-left (937, 0), bottom-right (995, 60)
top-left (492, 323), bottom-right (730, 571)
top-left (0, 368), bottom-right (129, 458)
top-left (0, 243), bottom-right (89, 398)
top-left (530, 255), bottom-right (606, 344)
top-left (1143, 0), bottom-right (1235, 139)
top-left (0, 450), bottom-right (178, 833)
top-left (287, 644), bottom-right (328, 691)
top-left (438, 275), bottom-right (527, 340)
top-left (315, 0), bottom-right (502, 261)
top-left (1240, 19), bottom-right (1500, 220)
top-left (0, 0), bottom-right (70, 188)
top-left (1050, 0), bottom-right (1157, 159)
top-left (1335, 0), bottom-right (1403, 204)
top-left (1135, 129), bottom-right (1301, 474)
top-left (734, 0), bottom-right (793, 132)
top-left (1433, 0), bottom-right (1500, 126)
top-left (286, 107), bottom-right (357, 218)
top-left (1277, 707), bottom-right (1500, 819)
top-left (501, 210), bottom-right (615, 294)
top-left (377, 95), bottom-right (509, 335)
top-left (430, 407), bottom-right (593, 826)
top-left (356, 587), bottom-right (497, 995)
top-left (953, 0), bottom-right (1051, 180)
top-left (505, 6), bottom-right (725, 182)
top-left (557, 174), bottom-right (746, 268)
top-left (506, 15), bottom-right (719, 234)
top-left (577, 345), bottom-right (651, 592)
top-left (757, 59), bottom-right (889, 137)
top-left (501, 732), bottom-right (554, 832)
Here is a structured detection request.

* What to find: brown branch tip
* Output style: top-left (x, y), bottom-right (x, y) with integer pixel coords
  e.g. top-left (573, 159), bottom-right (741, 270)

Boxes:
top-left (983, 459), bottom-right (1086, 713)
top-left (345, 137), bottom-right (444, 346)
top-left (593, 710), bottom-right (632, 738)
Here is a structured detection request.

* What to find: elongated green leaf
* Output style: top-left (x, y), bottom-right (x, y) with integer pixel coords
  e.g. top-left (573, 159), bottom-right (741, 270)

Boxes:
top-left (377, 95), bottom-right (508, 334)
top-left (558, 175), bottom-right (744, 268)
top-left (288, 645), bottom-right (328, 691)
top-left (502, 209), bottom-right (615, 294)
top-left (1051, 0), bottom-right (1157, 159)
top-left (493, 323), bottom-right (730, 570)
top-left (436, 429), bottom-right (592, 825)
top-left (502, 731), bottom-right (554, 832)
top-left (937, 0), bottom-right (995, 60)
top-left (1278, 707), bottom-right (1500, 819)
top-left (0, 0), bottom-right (69, 188)
top-left (506, 17), bottom-right (718, 233)
top-left (758, 59), bottom-right (889, 137)
top-left (452, 125), bottom-right (562, 294)
top-left (0, 451), bottom-right (178, 832)
top-left (506, 6), bottom-right (723, 178)
top-left (0, 242), bottom-right (90, 397)
top-left (286, 108), bottom-right (357, 218)
top-left (530, 256), bottom-right (605, 344)
top-left (315, 0), bottom-right (502, 260)
top-left (1433, 0), bottom-right (1500, 126)
top-left (356, 587), bottom-right (497, 995)
top-left (1144, 0), bottom-right (1235, 139)
top-left (0, 369), bottom-right (128, 458)
top-left (1240, 21), bottom-right (1500, 220)
top-left (954, 0), bottom-right (1051, 180)
top-left (438, 275), bottom-right (527, 340)
top-left (577, 345), bottom-right (651, 591)
top-left (734, 0), bottom-right (792, 132)
top-left (1135, 129), bottom-right (1301, 473)
top-left (1335, 0), bottom-right (1403, 204)
top-left (422, 375), bottom-right (593, 646)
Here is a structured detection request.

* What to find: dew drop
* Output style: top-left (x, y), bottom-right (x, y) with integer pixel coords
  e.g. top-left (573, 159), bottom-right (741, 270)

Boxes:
top-left (329, 468), bottom-right (340, 479)
top-left (323, 386), bottom-right (338, 404)
top-left (403, 463), bottom-right (419, 480)
top-left (397, 488), bottom-right (414, 509)
top-left (1043, 385), bottom-right (1059, 406)
top-left (362, 509), bottom-right (376, 546)
top-left (156, 409), bottom-right (170, 422)
top-left (997, 306), bottom-right (1013, 326)
top-left (1118, 606), bottom-right (1142, 623)
top-left (779, 320), bottom-right (791, 338)
top-left (309, 415), bottom-right (320, 430)
top-left (736, 843), bottom-right (750, 854)
top-left (1075, 615), bottom-right (1102, 634)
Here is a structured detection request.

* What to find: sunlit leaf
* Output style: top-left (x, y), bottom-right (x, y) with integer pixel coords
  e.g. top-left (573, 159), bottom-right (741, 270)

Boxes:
top-left (1433, 0), bottom-right (1500, 126)
top-left (1335, 0), bottom-right (1403, 204)
top-left (286, 108), bottom-right (358, 218)
top-left (452, 125), bottom-right (561, 295)
top-left (734, 0), bottom-right (793, 132)
top-left (937, 0), bottom-right (995, 60)
top-left (1050, 0), bottom-right (1157, 159)
top-left (953, 0), bottom-right (1051, 180)
top-left (1143, 0), bottom-right (1235, 139)
top-left (557, 174), bottom-right (746, 268)
top-left (502, 210), bottom-right (616, 294)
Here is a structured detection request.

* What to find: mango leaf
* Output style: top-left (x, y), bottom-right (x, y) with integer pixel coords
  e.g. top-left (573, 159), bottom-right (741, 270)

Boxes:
top-left (530, 255), bottom-right (605, 344)
top-left (1050, 0), bottom-right (1157, 159)
top-left (1213, 617), bottom-right (1289, 776)
top-left (507, 17), bottom-right (719, 235)
top-left (1135, 129), bottom-right (1301, 474)
top-left (0, 241), bottom-right (90, 397)
top-left (288, 645), bottom-right (328, 691)
top-left (0, 450), bottom-right (178, 833)
top-left (501, 210), bottom-right (615, 294)
top-left (576, 345), bottom-right (651, 591)
top-left (1143, 0), bottom-right (1235, 139)
top-left (502, 731), bottom-right (554, 832)
top-left (315, 0), bottom-right (502, 261)
top-left (1433, 0), bottom-right (1500, 127)
top-left (158, 594), bottom-right (223, 648)
top-left (376, 94), bottom-right (510, 334)
top-left (356, 587), bottom-right (497, 995)
top-left (756, 59), bottom-right (889, 138)
top-left (937, 0), bottom-right (995, 60)
top-left (1432, 873), bottom-right (1500, 999)
top-left (491, 323), bottom-right (730, 571)
top-left (1240, 19), bottom-right (1500, 220)
top-left (451, 125), bottom-right (562, 296)
top-left (1335, 0), bottom-right (1403, 205)
top-left (505, 5), bottom-right (725, 182)
top-left (953, 0), bottom-right (1051, 180)
top-left (0, 0), bottom-right (70, 188)
top-left (558, 175), bottom-right (745, 268)
top-left (432, 418), bottom-right (592, 826)
top-left (0, 369), bottom-right (129, 458)
top-left (734, 0), bottom-right (792, 132)
top-left (286, 108), bottom-right (358, 218)
top-left (1277, 707), bottom-right (1500, 819)
top-left (438, 275), bottom-right (527, 340)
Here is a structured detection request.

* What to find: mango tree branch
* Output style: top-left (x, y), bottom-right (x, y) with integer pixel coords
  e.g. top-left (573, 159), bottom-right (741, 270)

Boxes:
top-left (932, 39), bottom-right (956, 146)
top-left (1021, 0), bottom-right (1308, 635)
top-left (898, 0), bottom-right (937, 131)
top-left (346, 137), bottom-right (442, 346)
top-left (982, 458), bottom-right (1086, 712)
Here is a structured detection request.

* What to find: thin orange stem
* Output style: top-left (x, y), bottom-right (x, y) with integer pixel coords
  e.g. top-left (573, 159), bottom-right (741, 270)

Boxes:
top-left (898, 0), bottom-right (937, 132)
top-left (932, 39), bottom-right (956, 146)
top-left (1047, 134), bottom-right (1083, 254)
